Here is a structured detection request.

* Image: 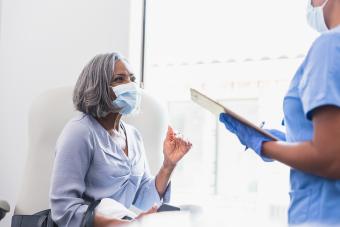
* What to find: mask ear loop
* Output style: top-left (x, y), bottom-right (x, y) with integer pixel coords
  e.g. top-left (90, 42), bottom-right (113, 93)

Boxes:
top-left (320, 0), bottom-right (330, 8)
top-left (320, 0), bottom-right (330, 30)
top-left (308, 0), bottom-right (329, 9)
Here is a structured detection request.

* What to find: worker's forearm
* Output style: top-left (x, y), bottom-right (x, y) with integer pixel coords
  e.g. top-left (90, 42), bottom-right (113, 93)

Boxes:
top-left (155, 162), bottom-right (175, 197)
top-left (262, 141), bottom-right (340, 179)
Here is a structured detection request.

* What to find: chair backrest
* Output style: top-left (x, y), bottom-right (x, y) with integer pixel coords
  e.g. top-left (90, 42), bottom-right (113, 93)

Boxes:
top-left (15, 86), bottom-right (168, 215)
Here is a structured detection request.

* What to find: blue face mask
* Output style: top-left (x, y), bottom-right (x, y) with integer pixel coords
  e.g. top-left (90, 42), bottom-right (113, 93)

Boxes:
top-left (306, 0), bottom-right (329, 33)
top-left (111, 82), bottom-right (141, 115)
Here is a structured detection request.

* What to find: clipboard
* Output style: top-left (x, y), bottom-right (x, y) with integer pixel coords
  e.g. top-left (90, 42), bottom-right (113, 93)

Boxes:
top-left (190, 88), bottom-right (278, 141)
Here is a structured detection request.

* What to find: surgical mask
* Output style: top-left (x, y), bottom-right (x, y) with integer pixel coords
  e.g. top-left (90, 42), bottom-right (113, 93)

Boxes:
top-left (306, 0), bottom-right (330, 33)
top-left (111, 82), bottom-right (141, 115)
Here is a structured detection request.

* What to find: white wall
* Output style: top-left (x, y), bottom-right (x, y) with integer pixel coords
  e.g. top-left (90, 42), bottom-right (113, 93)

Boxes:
top-left (0, 0), bottom-right (2, 39)
top-left (0, 0), bottom-right (140, 226)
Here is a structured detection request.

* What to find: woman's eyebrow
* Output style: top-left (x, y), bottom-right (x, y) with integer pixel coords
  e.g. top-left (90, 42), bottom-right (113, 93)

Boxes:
top-left (113, 73), bottom-right (128, 78)
top-left (113, 70), bottom-right (135, 80)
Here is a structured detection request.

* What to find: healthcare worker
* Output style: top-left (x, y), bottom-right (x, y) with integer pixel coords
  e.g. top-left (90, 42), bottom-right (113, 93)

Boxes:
top-left (50, 53), bottom-right (192, 227)
top-left (219, 0), bottom-right (340, 225)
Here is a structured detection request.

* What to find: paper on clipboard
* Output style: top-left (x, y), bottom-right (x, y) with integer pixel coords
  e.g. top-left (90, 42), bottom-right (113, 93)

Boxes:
top-left (190, 88), bottom-right (278, 141)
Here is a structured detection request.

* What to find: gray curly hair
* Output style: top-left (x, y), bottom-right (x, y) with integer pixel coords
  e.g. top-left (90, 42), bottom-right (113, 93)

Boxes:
top-left (73, 52), bottom-right (124, 118)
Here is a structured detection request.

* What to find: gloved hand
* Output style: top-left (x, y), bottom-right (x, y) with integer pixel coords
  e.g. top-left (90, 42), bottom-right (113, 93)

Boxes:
top-left (219, 113), bottom-right (286, 162)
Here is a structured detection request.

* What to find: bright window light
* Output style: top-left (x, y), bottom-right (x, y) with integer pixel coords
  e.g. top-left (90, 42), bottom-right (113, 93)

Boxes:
top-left (143, 0), bottom-right (318, 225)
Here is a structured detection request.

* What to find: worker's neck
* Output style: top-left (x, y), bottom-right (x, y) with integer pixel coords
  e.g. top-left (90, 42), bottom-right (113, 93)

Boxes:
top-left (328, 3), bottom-right (340, 29)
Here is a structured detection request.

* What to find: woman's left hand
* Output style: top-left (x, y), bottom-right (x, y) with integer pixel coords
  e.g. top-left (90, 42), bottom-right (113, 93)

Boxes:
top-left (163, 126), bottom-right (192, 169)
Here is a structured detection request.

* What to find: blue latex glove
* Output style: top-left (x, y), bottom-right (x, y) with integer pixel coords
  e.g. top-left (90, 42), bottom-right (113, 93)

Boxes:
top-left (219, 113), bottom-right (286, 162)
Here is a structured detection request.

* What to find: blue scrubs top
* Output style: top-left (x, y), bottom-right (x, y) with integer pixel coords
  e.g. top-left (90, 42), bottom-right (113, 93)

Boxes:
top-left (283, 26), bottom-right (340, 225)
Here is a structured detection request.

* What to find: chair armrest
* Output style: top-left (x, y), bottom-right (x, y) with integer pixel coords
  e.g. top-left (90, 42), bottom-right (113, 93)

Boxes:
top-left (0, 200), bottom-right (10, 221)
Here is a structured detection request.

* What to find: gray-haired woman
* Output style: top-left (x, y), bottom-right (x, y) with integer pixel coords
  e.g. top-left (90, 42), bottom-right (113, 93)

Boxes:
top-left (50, 53), bottom-right (192, 227)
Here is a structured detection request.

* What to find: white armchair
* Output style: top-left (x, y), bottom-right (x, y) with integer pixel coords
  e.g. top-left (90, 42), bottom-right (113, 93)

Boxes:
top-left (14, 86), bottom-right (168, 215)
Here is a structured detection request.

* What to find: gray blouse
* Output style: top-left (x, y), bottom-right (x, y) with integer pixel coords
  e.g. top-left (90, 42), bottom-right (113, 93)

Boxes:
top-left (49, 114), bottom-right (170, 226)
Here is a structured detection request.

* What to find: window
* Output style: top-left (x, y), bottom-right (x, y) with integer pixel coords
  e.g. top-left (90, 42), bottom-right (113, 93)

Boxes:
top-left (143, 0), bottom-right (318, 224)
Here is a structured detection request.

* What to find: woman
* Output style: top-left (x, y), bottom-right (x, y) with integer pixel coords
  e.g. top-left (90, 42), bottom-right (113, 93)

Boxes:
top-left (220, 0), bottom-right (340, 225)
top-left (50, 53), bottom-right (192, 227)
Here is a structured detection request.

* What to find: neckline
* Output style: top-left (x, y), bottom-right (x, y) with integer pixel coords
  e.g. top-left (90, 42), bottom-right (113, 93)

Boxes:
top-left (119, 122), bottom-right (130, 159)
top-left (89, 115), bottom-right (131, 161)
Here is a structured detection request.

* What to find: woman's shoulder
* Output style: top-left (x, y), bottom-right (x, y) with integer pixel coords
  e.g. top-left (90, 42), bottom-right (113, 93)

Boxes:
top-left (55, 114), bottom-right (95, 161)
top-left (60, 113), bottom-right (94, 141)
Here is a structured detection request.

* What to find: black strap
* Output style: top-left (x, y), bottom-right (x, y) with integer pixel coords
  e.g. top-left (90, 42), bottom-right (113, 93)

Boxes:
top-left (46, 210), bottom-right (56, 227)
top-left (34, 209), bottom-right (50, 216)
top-left (35, 209), bottom-right (52, 227)
top-left (81, 200), bottom-right (101, 227)
top-left (37, 215), bottom-right (48, 227)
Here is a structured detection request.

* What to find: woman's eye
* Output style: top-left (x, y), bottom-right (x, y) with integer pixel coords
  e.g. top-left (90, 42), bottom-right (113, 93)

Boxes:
top-left (114, 77), bottom-right (124, 82)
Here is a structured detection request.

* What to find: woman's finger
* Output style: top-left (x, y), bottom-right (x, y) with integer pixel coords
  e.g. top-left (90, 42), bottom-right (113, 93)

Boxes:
top-left (136, 204), bottom-right (158, 220)
top-left (180, 138), bottom-right (191, 148)
top-left (166, 126), bottom-right (175, 140)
